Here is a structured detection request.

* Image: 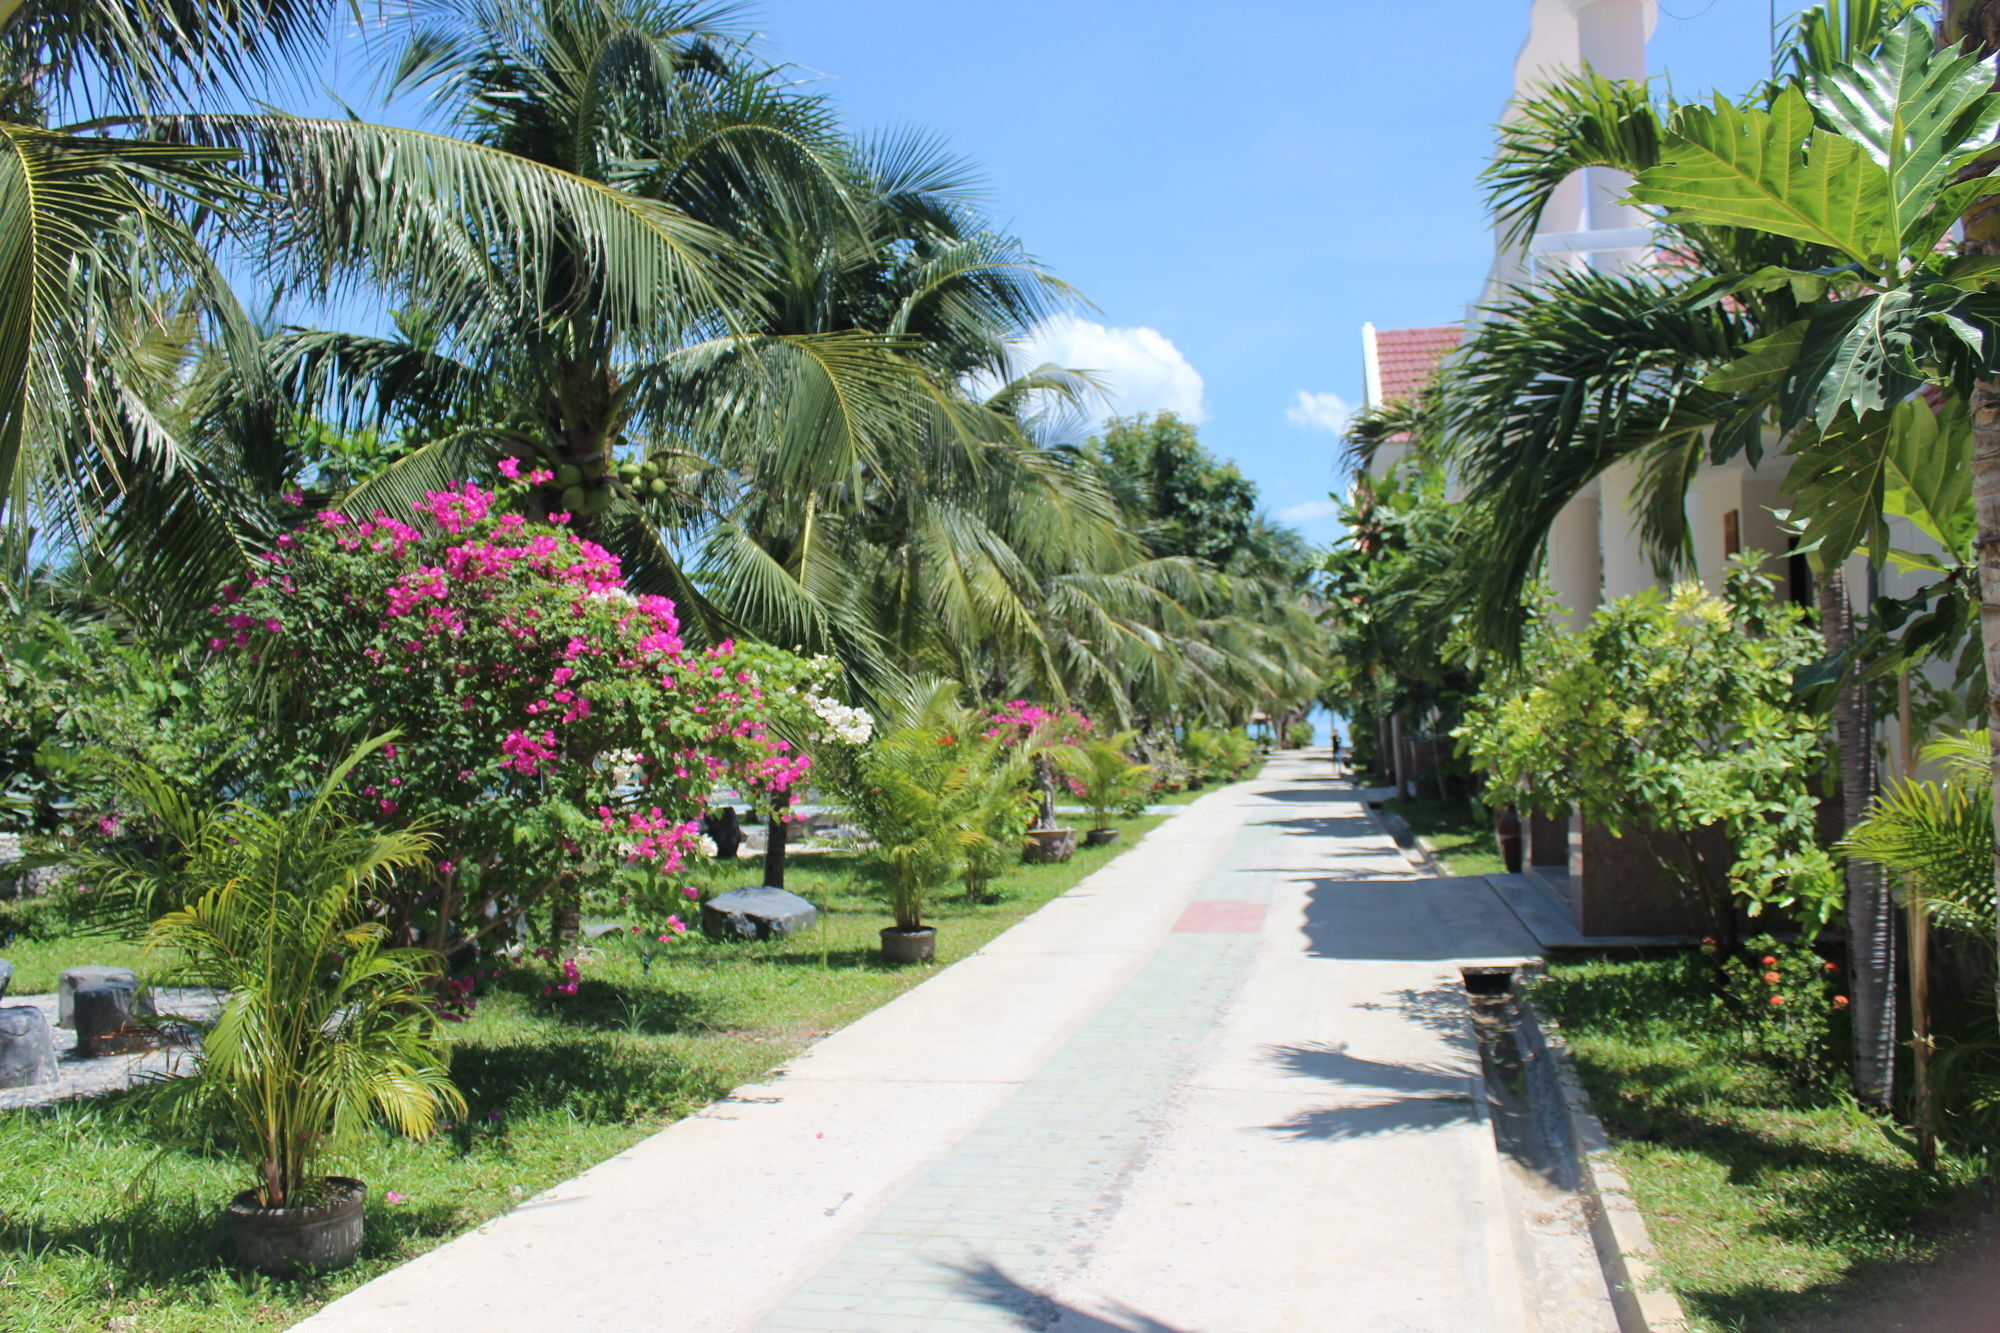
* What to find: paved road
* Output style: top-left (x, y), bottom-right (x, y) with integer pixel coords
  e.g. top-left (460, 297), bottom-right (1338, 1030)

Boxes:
top-left (301, 756), bottom-right (1553, 1332)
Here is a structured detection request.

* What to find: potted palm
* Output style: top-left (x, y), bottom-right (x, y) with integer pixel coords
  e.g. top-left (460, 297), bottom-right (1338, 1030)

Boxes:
top-left (962, 750), bottom-right (1035, 902)
top-left (79, 740), bottom-right (463, 1275)
top-left (849, 727), bottom-right (990, 963)
top-left (1059, 735), bottom-right (1151, 847)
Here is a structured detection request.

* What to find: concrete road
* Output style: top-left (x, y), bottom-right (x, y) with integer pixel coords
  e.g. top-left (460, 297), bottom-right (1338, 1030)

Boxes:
top-left (299, 756), bottom-right (1549, 1332)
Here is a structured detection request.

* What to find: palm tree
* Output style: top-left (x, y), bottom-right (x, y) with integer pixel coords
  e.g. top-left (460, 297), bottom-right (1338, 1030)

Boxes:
top-left (2, 0), bottom-right (782, 643)
top-left (1438, 4), bottom-right (1918, 1107)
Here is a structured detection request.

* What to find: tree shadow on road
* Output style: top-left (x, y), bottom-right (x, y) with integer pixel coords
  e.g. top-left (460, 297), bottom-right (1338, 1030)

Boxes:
top-left (943, 1259), bottom-right (1193, 1332)
top-left (1259, 1038), bottom-right (1478, 1142)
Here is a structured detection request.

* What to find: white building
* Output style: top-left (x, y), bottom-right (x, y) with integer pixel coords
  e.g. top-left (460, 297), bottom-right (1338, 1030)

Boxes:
top-left (1355, 0), bottom-right (1942, 933)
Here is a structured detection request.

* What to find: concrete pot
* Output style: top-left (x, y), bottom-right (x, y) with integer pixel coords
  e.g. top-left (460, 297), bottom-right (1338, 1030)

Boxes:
top-left (226, 1176), bottom-right (366, 1276)
top-left (879, 926), bottom-right (936, 965)
top-left (1022, 828), bottom-right (1076, 864)
top-left (1083, 827), bottom-right (1120, 848)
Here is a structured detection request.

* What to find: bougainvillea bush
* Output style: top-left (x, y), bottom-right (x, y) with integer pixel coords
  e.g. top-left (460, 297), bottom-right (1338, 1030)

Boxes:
top-left (210, 476), bottom-right (811, 952)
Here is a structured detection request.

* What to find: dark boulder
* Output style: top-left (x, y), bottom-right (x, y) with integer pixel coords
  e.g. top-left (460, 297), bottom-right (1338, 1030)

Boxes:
top-left (700, 886), bottom-right (817, 941)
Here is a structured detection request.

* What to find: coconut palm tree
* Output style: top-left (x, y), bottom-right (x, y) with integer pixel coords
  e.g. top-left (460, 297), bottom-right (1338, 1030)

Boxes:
top-left (2, 0), bottom-right (778, 638)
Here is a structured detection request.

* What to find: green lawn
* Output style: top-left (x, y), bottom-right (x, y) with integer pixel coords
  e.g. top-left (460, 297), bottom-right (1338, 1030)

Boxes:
top-left (1379, 794), bottom-right (1507, 877)
top-left (1532, 952), bottom-right (1983, 1332)
top-left (0, 808), bottom-right (1169, 1332)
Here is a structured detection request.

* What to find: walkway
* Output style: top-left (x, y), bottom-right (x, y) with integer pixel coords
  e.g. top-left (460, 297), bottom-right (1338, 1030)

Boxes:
top-left (301, 756), bottom-right (1555, 1332)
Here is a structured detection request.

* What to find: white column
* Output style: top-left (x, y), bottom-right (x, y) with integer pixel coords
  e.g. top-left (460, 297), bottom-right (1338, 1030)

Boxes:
top-left (1598, 457), bottom-right (1659, 602)
top-left (1547, 485), bottom-right (1604, 629)
top-left (1572, 0), bottom-right (1653, 272)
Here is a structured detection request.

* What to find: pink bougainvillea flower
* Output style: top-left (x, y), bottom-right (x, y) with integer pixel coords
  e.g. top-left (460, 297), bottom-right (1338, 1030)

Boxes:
top-left (385, 1190), bottom-right (407, 1204)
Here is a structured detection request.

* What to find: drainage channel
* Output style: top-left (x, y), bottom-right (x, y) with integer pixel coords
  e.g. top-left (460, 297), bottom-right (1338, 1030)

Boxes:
top-left (1463, 966), bottom-right (1622, 1333)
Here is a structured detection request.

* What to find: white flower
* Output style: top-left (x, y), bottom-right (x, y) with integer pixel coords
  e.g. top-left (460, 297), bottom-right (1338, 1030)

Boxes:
top-left (805, 694), bottom-right (873, 745)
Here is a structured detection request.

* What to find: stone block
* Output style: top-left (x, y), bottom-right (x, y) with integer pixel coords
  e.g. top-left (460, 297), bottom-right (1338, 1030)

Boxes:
top-left (0, 1005), bottom-right (57, 1088)
top-left (0, 957), bottom-right (11, 1000)
top-left (700, 886), bottom-right (818, 941)
top-left (59, 966), bottom-right (143, 1028)
top-left (75, 983), bottom-right (153, 1057)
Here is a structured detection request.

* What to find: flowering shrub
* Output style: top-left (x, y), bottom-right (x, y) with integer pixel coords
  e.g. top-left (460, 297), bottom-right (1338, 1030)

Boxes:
top-left (982, 700), bottom-right (1093, 750)
top-left (209, 477), bottom-right (806, 952)
top-left (1710, 932), bottom-right (1846, 1088)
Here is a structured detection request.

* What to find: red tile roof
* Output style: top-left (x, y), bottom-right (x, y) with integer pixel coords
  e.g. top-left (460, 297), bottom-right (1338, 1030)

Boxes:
top-left (1371, 325), bottom-right (1461, 408)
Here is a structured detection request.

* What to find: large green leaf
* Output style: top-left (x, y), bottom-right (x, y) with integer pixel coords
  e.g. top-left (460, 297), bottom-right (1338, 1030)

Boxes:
top-left (1805, 15), bottom-right (2000, 252)
top-left (1702, 317), bottom-right (1807, 394)
top-left (1632, 87), bottom-right (1897, 273)
top-left (1778, 289), bottom-right (1922, 428)
top-left (1781, 408), bottom-right (1895, 567)
top-left (1781, 395), bottom-right (1969, 568)
top-left (1880, 394), bottom-right (1974, 563)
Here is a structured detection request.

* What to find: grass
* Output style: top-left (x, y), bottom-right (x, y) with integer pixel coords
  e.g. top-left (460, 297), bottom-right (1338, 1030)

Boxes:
top-left (1531, 951), bottom-right (1985, 1332)
top-left (0, 808), bottom-right (1169, 1332)
top-left (1380, 793), bottom-right (1506, 877)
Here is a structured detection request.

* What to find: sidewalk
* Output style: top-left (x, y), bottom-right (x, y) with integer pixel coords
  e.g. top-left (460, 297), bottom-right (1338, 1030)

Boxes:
top-left (300, 756), bottom-right (1548, 1332)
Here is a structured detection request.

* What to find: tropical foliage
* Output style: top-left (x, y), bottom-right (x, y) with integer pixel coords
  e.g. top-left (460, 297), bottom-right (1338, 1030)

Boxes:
top-left (74, 741), bottom-right (463, 1209)
top-left (1460, 568), bottom-right (1840, 942)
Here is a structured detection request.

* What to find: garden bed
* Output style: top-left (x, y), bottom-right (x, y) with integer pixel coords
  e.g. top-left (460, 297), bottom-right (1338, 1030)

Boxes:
top-left (1531, 952), bottom-right (1986, 1332)
top-left (1378, 795), bottom-right (1506, 877)
top-left (0, 810), bottom-right (1166, 1332)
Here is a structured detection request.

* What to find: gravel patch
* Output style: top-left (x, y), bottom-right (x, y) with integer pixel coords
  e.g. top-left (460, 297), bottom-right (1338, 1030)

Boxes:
top-left (0, 987), bottom-right (221, 1112)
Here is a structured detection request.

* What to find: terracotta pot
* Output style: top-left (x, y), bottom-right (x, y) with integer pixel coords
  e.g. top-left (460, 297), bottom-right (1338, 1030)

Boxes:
top-left (1022, 828), bottom-right (1076, 863)
top-left (226, 1176), bottom-right (366, 1276)
top-left (1083, 827), bottom-right (1120, 848)
top-left (880, 926), bottom-right (936, 965)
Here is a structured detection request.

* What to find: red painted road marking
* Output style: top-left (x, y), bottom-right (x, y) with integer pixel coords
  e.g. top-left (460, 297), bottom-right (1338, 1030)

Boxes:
top-left (1173, 901), bottom-right (1267, 933)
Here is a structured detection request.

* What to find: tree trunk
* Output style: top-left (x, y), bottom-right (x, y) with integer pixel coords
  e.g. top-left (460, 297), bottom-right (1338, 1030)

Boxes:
top-left (1032, 753), bottom-right (1058, 830)
top-left (1818, 562), bottom-right (1896, 1110)
top-left (762, 797), bottom-right (789, 890)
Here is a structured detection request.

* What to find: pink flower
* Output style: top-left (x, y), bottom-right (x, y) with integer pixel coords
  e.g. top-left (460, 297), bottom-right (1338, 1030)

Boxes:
top-left (497, 457), bottom-right (523, 480)
top-left (97, 813), bottom-right (120, 837)
top-left (528, 468), bottom-right (554, 485)
top-left (282, 489), bottom-right (305, 506)
top-left (437, 860), bottom-right (456, 875)
top-left (385, 1190), bottom-right (407, 1204)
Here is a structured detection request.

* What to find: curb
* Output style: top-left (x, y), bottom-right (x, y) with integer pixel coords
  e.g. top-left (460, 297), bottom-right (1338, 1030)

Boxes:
top-left (1512, 971), bottom-right (1689, 1333)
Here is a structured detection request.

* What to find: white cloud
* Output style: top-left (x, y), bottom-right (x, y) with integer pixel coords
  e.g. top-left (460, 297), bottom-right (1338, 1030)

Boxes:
top-left (1276, 499), bottom-right (1341, 525)
top-left (1012, 315), bottom-right (1207, 423)
top-left (1285, 390), bottom-right (1355, 435)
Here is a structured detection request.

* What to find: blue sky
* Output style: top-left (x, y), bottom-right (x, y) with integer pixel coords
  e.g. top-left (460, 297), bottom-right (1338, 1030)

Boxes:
top-left (303, 1), bottom-right (1816, 546)
top-left (750, 0), bottom-right (1818, 544)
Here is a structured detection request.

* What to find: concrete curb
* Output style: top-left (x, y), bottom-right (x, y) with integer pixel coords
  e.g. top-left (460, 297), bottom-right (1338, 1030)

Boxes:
top-left (1512, 970), bottom-right (1689, 1333)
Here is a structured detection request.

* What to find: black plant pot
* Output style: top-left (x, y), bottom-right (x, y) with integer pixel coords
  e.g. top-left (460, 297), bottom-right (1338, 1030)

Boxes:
top-left (880, 926), bottom-right (936, 965)
top-left (226, 1176), bottom-right (366, 1276)
top-left (1084, 827), bottom-right (1120, 848)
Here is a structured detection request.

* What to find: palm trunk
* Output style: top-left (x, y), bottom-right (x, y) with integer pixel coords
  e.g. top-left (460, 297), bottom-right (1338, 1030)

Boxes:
top-left (1818, 562), bottom-right (1896, 1110)
top-left (1970, 373), bottom-right (2000, 1026)
top-left (1946, 0), bottom-right (2000, 1045)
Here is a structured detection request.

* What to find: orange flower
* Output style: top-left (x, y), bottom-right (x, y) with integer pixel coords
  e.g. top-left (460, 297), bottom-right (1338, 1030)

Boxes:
top-left (1768, 994), bottom-right (1785, 1006)
top-left (1823, 961), bottom-right (1838, 973)
top-left (1833, 995), bottom-right (1849, 1008)
top-left (1761, 955), bottom-right (1778, 966)
top-left (1763, 971), bottom-right (1782, 985)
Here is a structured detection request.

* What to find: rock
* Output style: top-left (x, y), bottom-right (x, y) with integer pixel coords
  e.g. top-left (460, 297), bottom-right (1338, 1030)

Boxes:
top-left (700, 886), bottom-right (817, 941)
top-left (58, 966), bottom-right (147, 1029)
top-left (75, 983), bottom-right (152, 1057)
top-left (0, 957), bottom-right (11, 1000)
top-left (0, 1006), bottom-right (57, 1088)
